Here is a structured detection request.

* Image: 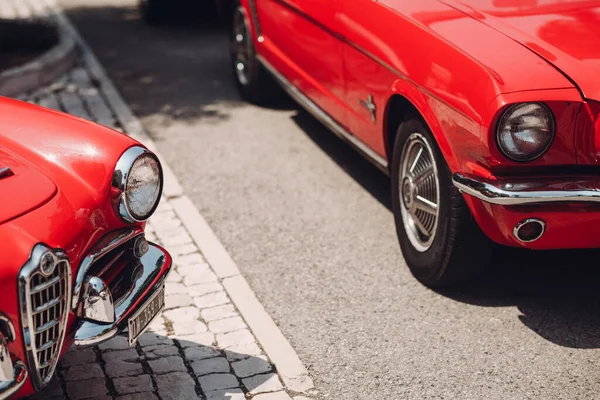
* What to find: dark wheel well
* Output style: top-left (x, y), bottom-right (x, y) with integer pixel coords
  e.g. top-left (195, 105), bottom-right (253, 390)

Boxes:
top-left (384, 95), bottom-right (421, 170)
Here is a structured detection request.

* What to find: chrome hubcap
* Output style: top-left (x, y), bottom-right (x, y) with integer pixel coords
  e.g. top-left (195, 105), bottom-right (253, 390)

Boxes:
top-left (399, 133), bottom-right (440, 252)
top-left (232, 8), bottom-right (251, 86)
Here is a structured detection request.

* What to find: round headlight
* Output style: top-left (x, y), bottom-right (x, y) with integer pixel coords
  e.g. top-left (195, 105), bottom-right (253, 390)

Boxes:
top-left (113, 146), bottom-right (163, 223)
top-left (496, 102), bottom-right (555, 162)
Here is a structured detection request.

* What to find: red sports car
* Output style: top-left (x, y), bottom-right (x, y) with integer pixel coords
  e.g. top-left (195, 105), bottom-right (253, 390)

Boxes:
top-left (0, 98), bottom-right (171, 398)
top-left (229, 0), bottom-right (600, 286)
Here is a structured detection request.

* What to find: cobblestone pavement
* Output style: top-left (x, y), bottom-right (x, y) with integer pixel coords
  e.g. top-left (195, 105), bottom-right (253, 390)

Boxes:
top-left (5, 1), bottom-right (315, 399)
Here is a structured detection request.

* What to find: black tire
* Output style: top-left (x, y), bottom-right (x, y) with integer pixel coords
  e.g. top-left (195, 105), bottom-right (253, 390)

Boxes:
top-left (391, 117), bottom-right (492, 287)
top-left (229, 2), bottom-right (280, 105)
top-left (139, 0), bottom-right (172, 24)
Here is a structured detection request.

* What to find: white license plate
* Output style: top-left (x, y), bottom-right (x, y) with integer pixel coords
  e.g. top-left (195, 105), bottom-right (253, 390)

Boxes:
top-left (127, 286), bottom-right (165, 346)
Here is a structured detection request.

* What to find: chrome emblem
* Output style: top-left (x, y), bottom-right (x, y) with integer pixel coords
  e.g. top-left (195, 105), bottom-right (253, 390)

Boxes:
top-left (40, 253), bottom-right (56, 276)
top-left (0, 167), bottom-right (12, 180)
top-left (359, 94), bottom-right (377, 122)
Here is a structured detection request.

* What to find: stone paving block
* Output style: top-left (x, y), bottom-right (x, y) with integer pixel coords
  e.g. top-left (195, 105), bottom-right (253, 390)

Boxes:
top-left (155, 372), bottom-right (198, 400)
top-left (217, 329), bottom-right (255, 349)
top-left (148, 355), bottom-right (187, 374)
top-left (205, 389), bottom-right (245, 400)
top-left (102, 348), bottom-right (139, 362)
top-left (209, 316), bottom-right (247, 334)
top-left (113, 374), bottom-right (154, 395)
top-left (177, 332), bottom-right (215, 347)
top-left (161, 232), bottom-right (193, 247)
top-left (102, 350), bottom-right (144, 378)
top-left (194, 292), bottom-right (229, 309)
top-left (30, 377), bottom-right (63, 398)
top-left (166, 270), bottom-right (183, 283)
top-left (174, 253), bottom-right (206, 268)
top-left (198, 373), bottom-right (239, 393)
top-left (191, 357), bottom-right (230, 376)
top-left (142, 344), bottom-right (180, 359)
top-left (60, 346), bottom-right (97, 367)
top-left (173, 319), bottom-right (208, 336)
top-left (184, 269), bottom-right (219, 285)
top-left (138, 332), bottom-right (174, 347)
top-left (243, 373), bottom-right (284, 395)
top-left (183, 345), bottom-right (220, 362)
top-left (64, 363), bottom-right (105, 381)
top-left (187, 282), bottom-right (224, 297)
top-left (163, 306), bottom-right (200, 322)
top-left (98, 335), bottom-right (130, 352)
top-left (293, 396), bottom-right (311, 400)
top-left (254, 392), bottom-right (293, 400)
top-left (224, 340), bottom-right (263, 362)
top-left (167, 243), bottom-right (198, 257)
top-left (165, 293), bottom-right (194, 310)
top-left (201, 304), bottom-right (238, 322)
top-left (165, 282), bottom-right (187, 294)
top-left (231, 355), bottom-right (272, 378)
top-left (66, 378), bottom-right (108, 399)
top-left (117, 393), bottom-right (159, 400)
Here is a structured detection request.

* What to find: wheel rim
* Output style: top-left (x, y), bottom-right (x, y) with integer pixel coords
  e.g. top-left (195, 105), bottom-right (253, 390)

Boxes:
top-left (399, 133), bottom-right (440, 252)
top-left (232, 8), bottom-right (251, 86)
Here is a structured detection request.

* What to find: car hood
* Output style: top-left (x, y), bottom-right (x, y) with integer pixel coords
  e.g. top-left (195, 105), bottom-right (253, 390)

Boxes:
top-left (450, 0), bottom-right (600, 100)
top-left (0, 146), bottom-right (57, 225)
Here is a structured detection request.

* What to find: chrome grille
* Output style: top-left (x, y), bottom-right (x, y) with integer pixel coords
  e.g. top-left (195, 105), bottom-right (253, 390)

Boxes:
top-left (19, 245), bottom-right (72, 389)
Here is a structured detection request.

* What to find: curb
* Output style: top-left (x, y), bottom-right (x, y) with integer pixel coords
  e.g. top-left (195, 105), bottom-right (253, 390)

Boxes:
top-left (41, 0), bottom-right (315, 394)
top-left (0, 23), bottom-right (79, 97)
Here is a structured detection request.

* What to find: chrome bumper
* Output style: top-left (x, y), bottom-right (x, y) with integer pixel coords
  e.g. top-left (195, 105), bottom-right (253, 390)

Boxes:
top-left (453, 173), bottom-right (600, 205)
top-left (0, 361), bottom-right (27, 400)
top-left (74, 242), bottom-right (171, 346)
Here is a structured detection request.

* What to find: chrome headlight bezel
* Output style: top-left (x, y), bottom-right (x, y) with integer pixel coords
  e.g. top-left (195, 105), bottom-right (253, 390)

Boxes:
top-left (112, 146), bottom-right (163, 223)
top-left (496, 102), bottom-right (556, 162)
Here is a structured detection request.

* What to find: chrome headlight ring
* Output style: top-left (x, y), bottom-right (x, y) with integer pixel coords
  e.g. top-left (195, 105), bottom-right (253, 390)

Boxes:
top-left (112, 146), bottom-right (163, 223)
top-left (496, 102), bottom-right (556, 162)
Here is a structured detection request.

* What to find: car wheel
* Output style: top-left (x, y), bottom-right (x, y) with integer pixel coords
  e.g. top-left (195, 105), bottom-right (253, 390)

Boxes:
top-left (230, 2), bottom-right (280, 104)
top-left (391, 117), bottom-right (492, 287)
top-left (139, 0), bottom-right (172, 24)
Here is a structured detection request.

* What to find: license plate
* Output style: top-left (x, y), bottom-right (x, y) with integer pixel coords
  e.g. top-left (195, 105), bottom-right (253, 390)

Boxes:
top-left (127, 286), bottom-right (165, 346)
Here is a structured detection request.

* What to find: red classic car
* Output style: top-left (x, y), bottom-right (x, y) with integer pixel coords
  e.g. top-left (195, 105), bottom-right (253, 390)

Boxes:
top-left (0, 98), bottom-right (171, 398)
top-left (228, 0), bottom-right (600, 286)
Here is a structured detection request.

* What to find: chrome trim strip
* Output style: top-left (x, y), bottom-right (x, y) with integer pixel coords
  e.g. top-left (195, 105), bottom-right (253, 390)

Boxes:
top-left (72, 228), bottom-right (144, 310)
top-left (74, 242), bottom-right (171, 347)
top-left (30, 275), bottom-right (61, 294)
top-left (453, 173), bottom-right (600, 205)
top-left (18, 245), bottom-right (71, 390)
top-left (258, 55), bottom-right (389, 171)
top-left (0, 315), bottom-right (15, 342)
top-left (0, 361), bottom-right (27, 400)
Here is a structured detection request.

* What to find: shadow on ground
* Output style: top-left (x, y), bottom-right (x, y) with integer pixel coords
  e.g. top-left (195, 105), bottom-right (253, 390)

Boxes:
top-left (34, 332), bottom-right (276, 399)
top-left (59, 0), bottom-right (600, 352)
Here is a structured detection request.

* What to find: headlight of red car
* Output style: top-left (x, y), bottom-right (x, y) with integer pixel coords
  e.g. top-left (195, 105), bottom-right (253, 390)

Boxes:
top-left (112, 146), bottom-right (163, 222)
top-left (496, 102), bottom-right (555, 162)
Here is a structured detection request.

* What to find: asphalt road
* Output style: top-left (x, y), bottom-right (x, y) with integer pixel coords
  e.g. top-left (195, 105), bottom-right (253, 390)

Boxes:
top-left (60, 1), bottom-right (600, 398)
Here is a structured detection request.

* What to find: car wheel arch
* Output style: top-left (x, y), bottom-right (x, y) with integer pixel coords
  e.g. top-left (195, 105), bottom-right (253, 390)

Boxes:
top-left (383, 83), bottom-right (461, 174)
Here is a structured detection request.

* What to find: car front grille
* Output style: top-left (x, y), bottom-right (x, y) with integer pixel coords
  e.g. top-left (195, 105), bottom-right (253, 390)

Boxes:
top-left (19, 246), bottom-right (72, 389)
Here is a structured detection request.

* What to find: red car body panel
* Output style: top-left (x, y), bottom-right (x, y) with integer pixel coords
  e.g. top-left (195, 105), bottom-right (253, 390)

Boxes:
top-left (0, 97), bottom-right (169, 398)
top-left (247, 0), bottom-right (600, 249)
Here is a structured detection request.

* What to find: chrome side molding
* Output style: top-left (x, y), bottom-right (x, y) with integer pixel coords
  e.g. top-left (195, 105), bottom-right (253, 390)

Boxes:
top-left (257, 55), bottom-right (389, 172)
top-left (453, 173), bottom-right (600, 205)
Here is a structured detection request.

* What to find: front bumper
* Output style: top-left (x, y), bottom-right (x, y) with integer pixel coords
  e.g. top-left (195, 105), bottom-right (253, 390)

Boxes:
top-left (74, 241), bottom-right (172, 346)
top-left (0, 362), bottom-right (27, 400)
top-left (453, 172), bottom-right (600, 248)
top-left (452, 173), bottom-right (600, 205)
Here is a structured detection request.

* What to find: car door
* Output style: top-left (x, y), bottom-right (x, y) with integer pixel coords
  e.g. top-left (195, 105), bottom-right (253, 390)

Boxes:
top-left (338, 0), bottom-right (395, 160)
top-left (256, 0), bottom-right (347, 127)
